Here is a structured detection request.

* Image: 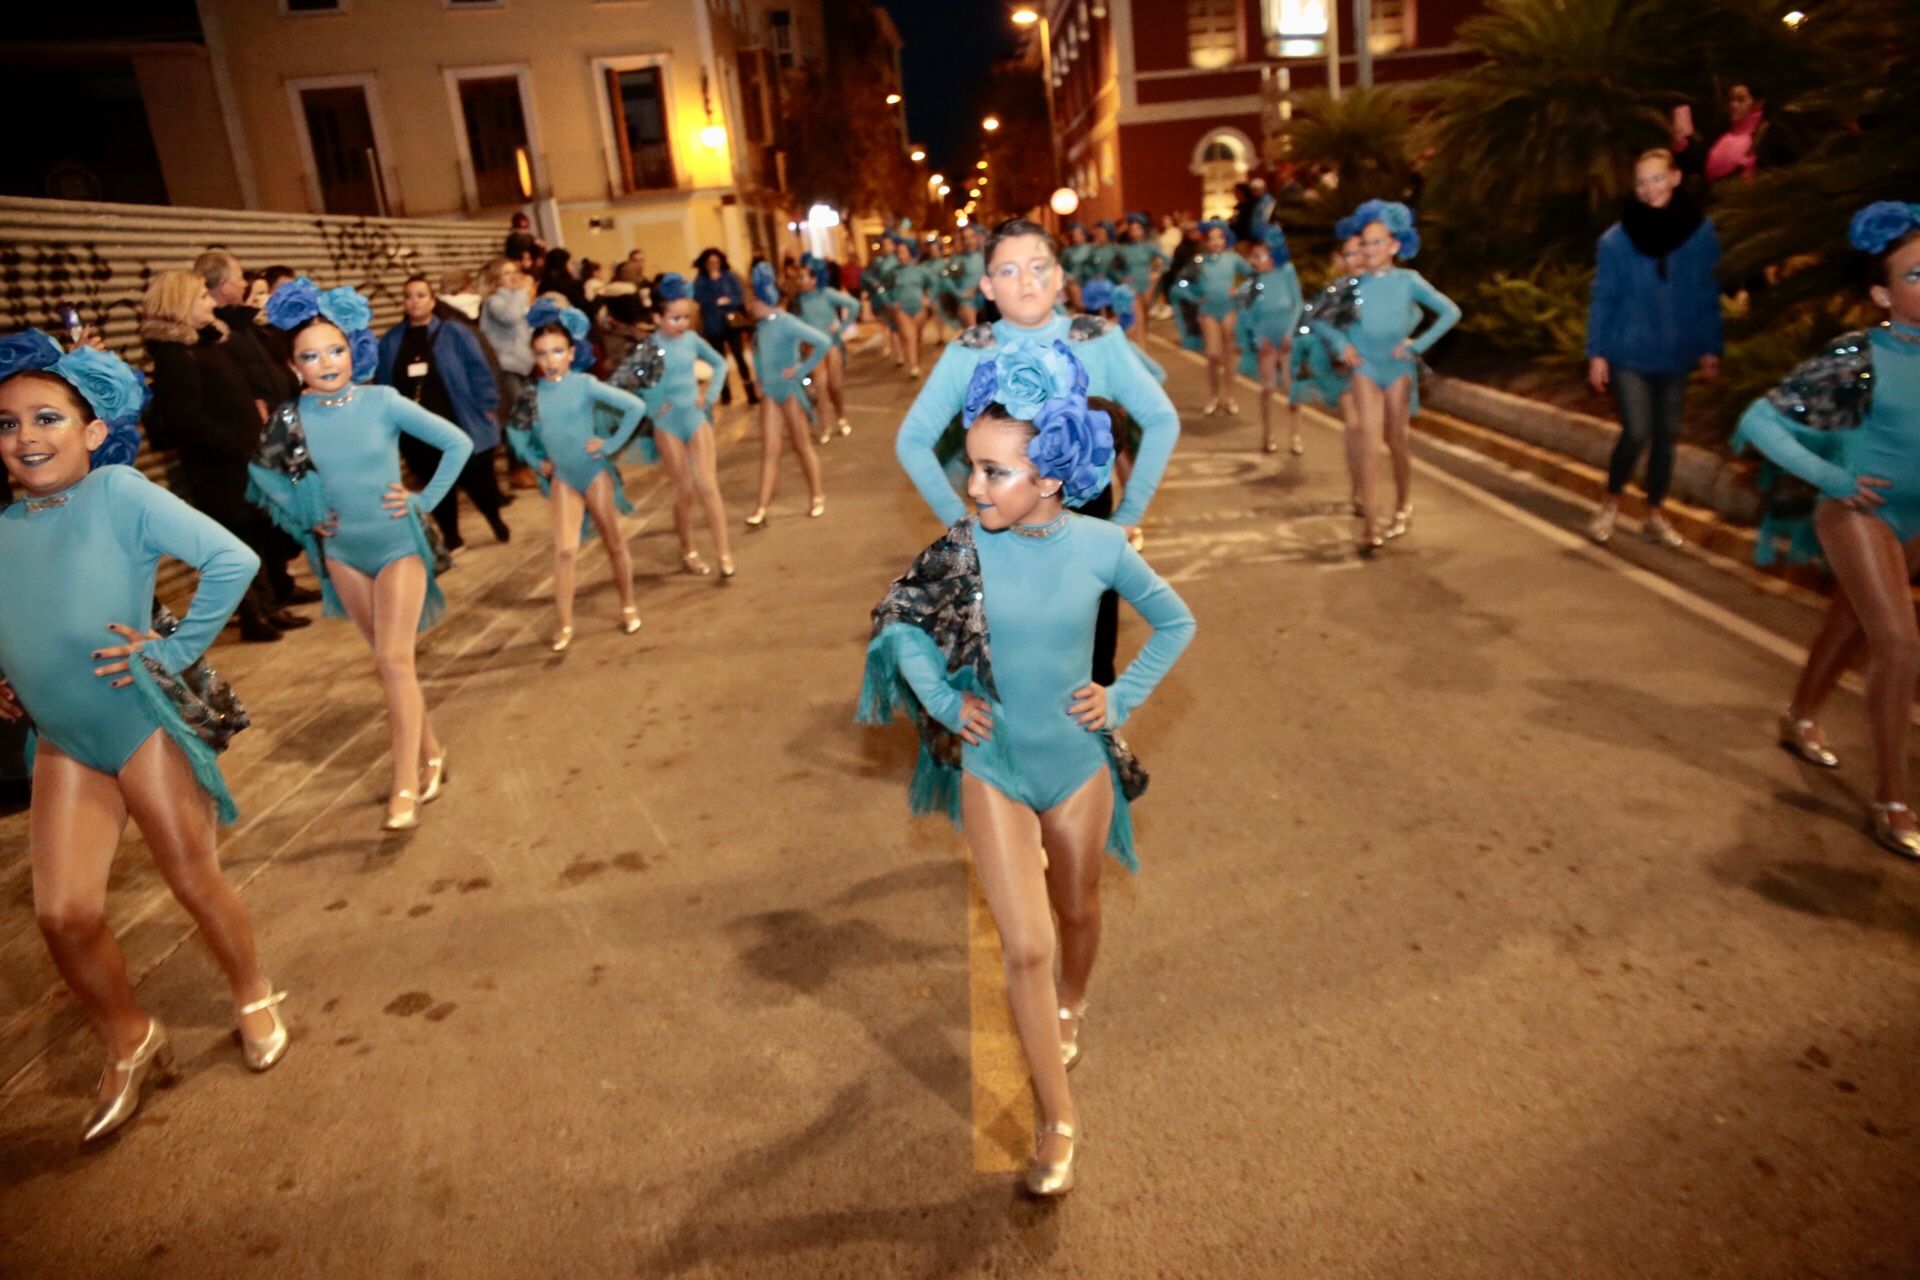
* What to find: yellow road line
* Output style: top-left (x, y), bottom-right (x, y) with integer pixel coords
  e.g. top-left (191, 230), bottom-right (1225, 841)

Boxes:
top-left (966, 855), bottom-right (1033, 1172)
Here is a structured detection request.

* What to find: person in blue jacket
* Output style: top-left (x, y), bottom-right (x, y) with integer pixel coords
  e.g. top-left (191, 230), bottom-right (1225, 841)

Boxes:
top-left (376, 276), bottom-right (506, 548)
top-left (859, 341), bottom-right (1195, 1198)
top-left (1730, 199), bottom-right (1920, 860)
top-left (0, 331), bottom-right (290, 1144)
top-left (1585, 149), bottom-right (1723, 549)
top-left (692, 248), bottom-right (759, 408)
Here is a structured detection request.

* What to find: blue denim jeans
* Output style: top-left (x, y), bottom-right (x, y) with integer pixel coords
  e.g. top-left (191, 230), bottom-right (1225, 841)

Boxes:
top-left (1606, 368), bottom-right (1688, 506)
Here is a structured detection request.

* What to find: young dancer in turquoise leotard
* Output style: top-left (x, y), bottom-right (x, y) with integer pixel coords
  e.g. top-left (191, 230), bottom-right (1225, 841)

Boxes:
top-left (889, 239), bottom-right (933, 378)
top-left (1194, 219), bottom-right (1252, 417)
top-left (1309, 201), bottom-right (1460, 552)
top-left (1236, 223), bottom-right (1305, 456)
top-left (791, 257), bottom-right (858, 443)
top-left (861, 340), bottom-right (1195, 1199)
top-left (0, 332), bottom-right (289, 1143)
top-left (1117, 213), bottom-right (1167, 341)
top-left (511, 306), bottom-right (650, 650)
top-left (1731, 200), bottom-right (1920, 860)
top-left (614, 272), bottom-right (734, 580)
top-left (252, 280), bottom-right (473, 831)
top-left (743, 262), bottom-right (832, 527)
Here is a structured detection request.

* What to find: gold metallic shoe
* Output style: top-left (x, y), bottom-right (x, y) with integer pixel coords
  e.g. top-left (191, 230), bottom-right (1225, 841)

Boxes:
top-left (1870, 803), bottom-right (1920, 861)
top-left (549, 625), bottom-right (573, 653)
top-left (1290, 432), bottom-right (1305, 456)
top-left (1384, 504), bottom-right (1413, 540)
top-left (837, 419), bottom-right (852, 437)
top-left (808, 497), bottom-right (826, 518)
top-left (682, 550), bottom-right (712, 576)
top-left (236, 989), bottom-right (290, 1072)
top-left (382, 790), bottom-right (419, 832)
top-left (1059, 1004), bottom-right (1086, 1071)
top-left (718, 555), bottom-right (736, 581)
top-left (81, 1019), bottom-right (175, 1144)
top-left (744, 508), bottom-right (768, 529)
top-left (1778, 714), bottom-right (1839, 768)
top-left (1023, 1120), bottom-right (1078, 1197)
top-left (620, 606), bottom-right (643, 636)
top-left (420, 755), bottom-right (449, 804)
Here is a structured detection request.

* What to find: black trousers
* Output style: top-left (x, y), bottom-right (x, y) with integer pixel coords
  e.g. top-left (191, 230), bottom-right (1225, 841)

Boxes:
top-left (399, 438), bottom-right (504, 548)
top-left (711, 329), bottom-right (759, 404)
top-left (1081, 483), bottom-right (1120, 687)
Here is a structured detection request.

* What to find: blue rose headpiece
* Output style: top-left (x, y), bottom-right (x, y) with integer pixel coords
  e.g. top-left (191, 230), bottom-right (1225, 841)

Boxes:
top-left (1097, 220), bottom-right (1117, 238)
top-left (1333, 213), bottom-right (1364, 242)
top-left (527, 298), bottom-right (595, 369)
top-left (656, 272), bottom-right (690, 303)
top-left (1199, 219), bottom-right (1237, 248)
top-left (961, 338), bottom-right (1114, 507)
top-left (1258, 223), bottom-right (1291, 264)
top-left (750, 261), bottom-right (781, 306)
top-left (1081, 278), bottom-right (1115, 313)
top-left (1849, 201), bottom-right (1920, 256)
top-left (1351, 199), bottom-right (1419, 260)
top-left (263, 275), bottom-right (379, 380)
top-left (1125, 212), bottom-right (1151, 228)
top-left (0, 327), bottom-right (149, 469)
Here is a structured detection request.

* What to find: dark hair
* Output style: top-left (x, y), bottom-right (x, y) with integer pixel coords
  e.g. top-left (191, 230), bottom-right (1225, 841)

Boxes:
top-left (541, 248), bottom-right (573, 278)
top-left (262, 265), bottom-right (298, 289)
top-left (403, 274), bottom-right (435, 294)
top-left (1, 368), bottom-right (94, 422)
top-left (984, 218), bottom-right (1057, 268)
top-left (1730, 80), bottom-right (1765, 104)
top-left (531, 321), bottom-right (575, 347)
top-left (580, 258), bottom-right (601, 278)
top-left (695, 247), bottom-right (730, 274)
top-left (286, 314), bottom-right (348, 344)
top-left (1867, 229), bottom-right (1920, 288)
top-left (971, 401), bottom-right (1038, 439)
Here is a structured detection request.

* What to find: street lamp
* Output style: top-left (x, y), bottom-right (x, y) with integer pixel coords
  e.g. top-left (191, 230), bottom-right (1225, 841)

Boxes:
top-left (910, 148), bottom-right (926, 162)
top-left (886, 93), bottom-right (902, 106)
top-left (982, 115), bottom-right (1001, 132)
top-left (929, 173), bottom-right (944, 187)
top-left (976, 160), bottom-right (988, 170)
top-left (938, 184), bottom-right (951, 196)
top-left (1011, 6), bottom-right (1039, 25)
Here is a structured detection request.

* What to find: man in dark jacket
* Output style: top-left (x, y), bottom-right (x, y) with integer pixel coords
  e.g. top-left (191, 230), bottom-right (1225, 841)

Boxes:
top-left (376, 276), bottom-right (509, 548)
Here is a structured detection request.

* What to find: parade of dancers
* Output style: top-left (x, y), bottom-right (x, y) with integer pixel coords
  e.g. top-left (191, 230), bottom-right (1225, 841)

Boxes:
top-left (744, 262), bottom-right (833, 527)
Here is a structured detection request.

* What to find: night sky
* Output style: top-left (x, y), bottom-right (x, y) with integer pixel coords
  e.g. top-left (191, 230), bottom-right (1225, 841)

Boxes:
top-left (879, 0), bottom-right (1024, 173)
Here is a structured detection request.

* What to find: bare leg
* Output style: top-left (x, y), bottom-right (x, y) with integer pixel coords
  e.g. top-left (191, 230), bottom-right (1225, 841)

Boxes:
top-left (327, 557), bottom-right (433, 809)
top-left (1790, 592), bottom-right (1864, 732)
top-left (754, 398), bottom-right (785, 516)
top-left (29, 743), bottom-right (149, 1075)
top-left (783, 399), bottom-right (825, 507)
top-left (1198, 315), bottom-right (1224, 406)
top-left (548, 481), bottom-right (588, 630)
top-left (1813, 502), bottom-right (1920, 814)
top-left (119, 732), bottom-right (275, 1040)
top-left (1382, 374), bottom-right (1414, 513)
top-left (1256, 341), bottom-right (1279, 451)
top-left (822, 347), bottom-right (847, 431)
top-left (1349, 377), bottom-right (1387, 544)
top-left (1039, 768), bottom-right (1114, 1013)
top-left (686, 424), bottom-right (733, 563)
top-left (655, 431), bottom-right (697, 557)
top-left (962, 775), bottom-right (1075, 1166)
top-left (582, 470), bottom-right (637, 614)
top-left (896, 310), bottom-right (922, 375)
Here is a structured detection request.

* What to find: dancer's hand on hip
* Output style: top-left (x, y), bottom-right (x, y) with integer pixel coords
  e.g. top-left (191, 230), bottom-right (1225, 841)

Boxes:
top-left (1845, 475), bottom-right (1890, 512)
top-left (1069, 683), bottom-right (1109, 731)
top-left (956, 693), bottom-right (994, 745)
top-left (92, 623), bottom-right (159, 689)
top-left (383, 482), bottom-right (413, 519)
top-left (0, 679), bottom-right (21, 722)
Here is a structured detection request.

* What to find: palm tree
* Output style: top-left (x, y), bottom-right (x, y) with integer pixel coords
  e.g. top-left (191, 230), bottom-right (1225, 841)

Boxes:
top-left (1270, 86), bottom-right (1418, 207)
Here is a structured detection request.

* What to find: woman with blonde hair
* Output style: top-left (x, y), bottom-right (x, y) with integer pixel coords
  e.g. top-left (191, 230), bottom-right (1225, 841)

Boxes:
top-left (140, 269), bottom-right (307, 641)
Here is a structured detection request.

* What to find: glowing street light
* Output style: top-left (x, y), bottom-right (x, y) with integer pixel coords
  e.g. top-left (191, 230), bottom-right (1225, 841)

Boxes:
top-left (699, 122), bottom-right (727, 149)
top-left (976, 160), bottom-right (989, 169)
top-left (982, 115), bottom-right (1001, 132)
top-left (910, 148), bottom-right (926, 162)
top-left (968, 188), bottom-right (981, 199)
top-left (1049, 187), bottom-right (1079, 216)
top-left (1782, 9), bottom-right (1806, 24)
top-left (928, 173), bottom-right (945, 187)
top-left (956, 213), bottom-right (970, 227)
top-left (938, 184), bottom-right (952, 196)
top-left (886, 93), bottom-right (902, 106)
top-left (1011, 6), bottom-right (1039, 25)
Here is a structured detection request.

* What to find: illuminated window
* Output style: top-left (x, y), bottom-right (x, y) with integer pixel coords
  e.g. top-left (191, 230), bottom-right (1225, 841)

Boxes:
top-left (1369, 0), bottom-right (1409, 52)
top-left (1261, 0), bottom-right (1328, 57)
top-left (605, 66), bottom-right (675, 191)
top-left (458, 76), bottom-right (531, 206)
top-left (1194, 130), bottom-right (1249, 221)
top-left (1187, 0), bottom-right (1240, 70)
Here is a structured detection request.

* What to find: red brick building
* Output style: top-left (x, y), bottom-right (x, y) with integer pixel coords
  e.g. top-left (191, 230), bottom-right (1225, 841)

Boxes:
top-left (1041, 0), bottom-right (1483, 223)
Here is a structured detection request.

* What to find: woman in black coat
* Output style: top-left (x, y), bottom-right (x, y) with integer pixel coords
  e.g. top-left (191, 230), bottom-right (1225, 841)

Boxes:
top-left (140, 270), bottom-right (307, 641)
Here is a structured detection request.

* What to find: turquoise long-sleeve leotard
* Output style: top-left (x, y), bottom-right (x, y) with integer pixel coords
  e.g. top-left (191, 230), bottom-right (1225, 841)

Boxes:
top-left (1117, 240), bottom-right (1168, 297)
top-left (954, 251), bottom-right (986, 308)
top-left (1080, 243), bottom-right (1118, 285)
top-left (753, 311), bottom-right (833, 408)
top-left (1736, 324), bottom-right (1920, 541)
top-left (1312, 267), bottom-right (1461, 390)
top-left (0, 465), bottom-right (255, 792)
top-left (296, 384), bottom-right (473, 577)
top-left (890, 516), bottom-right (1195, 814)
top-left (1195, 251), bottom-right (1253, 321)
top-left (650, 330), bottom-right (727, 443)
top-left (1060, 242), bottom-right (1091, 284)
top-left (530, 371), bottom-right (647, 494)
top-left (1243, 263), bottom-right (1303, 346)
top-left (794, 286), bottom-right (859, 353)
top-left (890, 261), bottom-right (930, 316)
top-left (896, 313), bottom-right (1181, 528)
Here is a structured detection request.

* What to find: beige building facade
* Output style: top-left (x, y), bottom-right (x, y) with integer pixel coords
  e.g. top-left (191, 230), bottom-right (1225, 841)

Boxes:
top-left (186, 0), bottom-right (802, 272)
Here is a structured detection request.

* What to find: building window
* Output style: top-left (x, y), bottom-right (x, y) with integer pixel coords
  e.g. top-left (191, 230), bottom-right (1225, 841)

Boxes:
top-left (739, 52), bottom-right (770, 147)
top-left (1261, 0), bottom-right (1328, 57)
top-left (457, 76), bottom-right (531, 206)
top-left (1369, 0), bottom-right (1410, 52)
top-left (770, 10), bottom-right (795, 69)
top-left (1195, 130), bottom-right (1249, 221)
top-left (283, 0), bottom-right (345, 12)
top-left (299, 85), bottom-right (383, 214)
top-left (1187, 0), bottom-right (1240, 70)
top-left (604, 66), bottom-right (675, 191)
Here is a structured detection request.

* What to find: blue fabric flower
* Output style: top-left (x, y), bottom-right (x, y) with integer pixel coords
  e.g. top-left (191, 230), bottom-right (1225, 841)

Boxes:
top-left (1333, 213), bottom-right (1363, 242)
top-left (1352, 200), bottom-right (1419, 259)
top-left (992, 338), bottom-right (1076, 421)
top-left (963, 357), bottom-right (999, 426)
top-left (527, 299), bottom-right (591, 342)
top-left (1081, 278), bottom-right (1114, 312)
top-left (91, 418), bottom-right (143, 469)
top-left (1849, 201), bottom-right (1920, 255)
top-left (1028, 393), bottom-right (1114, 507)
top-left (54, 344), bottom-right (150, 427)
top-left (349, 328), bottom-right (379, 383)
top-left (1260, 223), bottom-right (1291, 264)
top-left (1125, 211), bottom-right (1151, 228)
top-left (570, 339), bottom-right (595, 371)
top-left (656, 272), bottom-right (690, 302)
top-left (750, 261), bottom-right (780, 306)
top-left (319, 286), bottom-right (372, 335)
top-left (1098, 220), bottom-right (1117, 238)
top-left (0, 328), bottom-right (62, 382)
top-left (264, 277), bottom-right (322, 331)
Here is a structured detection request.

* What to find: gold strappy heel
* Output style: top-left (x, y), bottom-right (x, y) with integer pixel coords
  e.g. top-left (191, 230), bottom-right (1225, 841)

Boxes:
top-left (81, 1019), bottom-right (175, 1143)
top-left (1024, 1119), bottom-right (1078, 1197)
top-left (236, 988), bottom-right (290, 1072)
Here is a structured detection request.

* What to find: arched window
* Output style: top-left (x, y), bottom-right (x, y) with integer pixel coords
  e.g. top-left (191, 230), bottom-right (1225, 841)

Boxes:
top-left (1190, 128), bottom-right (1251, 221)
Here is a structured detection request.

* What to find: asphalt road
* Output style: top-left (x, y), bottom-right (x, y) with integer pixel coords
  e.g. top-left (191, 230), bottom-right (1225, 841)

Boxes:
top-left (1, 328), bottom-right (1916, 1280)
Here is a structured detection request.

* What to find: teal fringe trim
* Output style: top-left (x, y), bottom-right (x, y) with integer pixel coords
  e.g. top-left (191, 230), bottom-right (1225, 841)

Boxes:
top-left (129, 659), bottom-right (239, 825)
top-left (246, 467), bottom-right (345, 619)
top-left (859, 626), bottom-right (1141, 870)
top-left (404, 507), bottom-right (447, 632)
